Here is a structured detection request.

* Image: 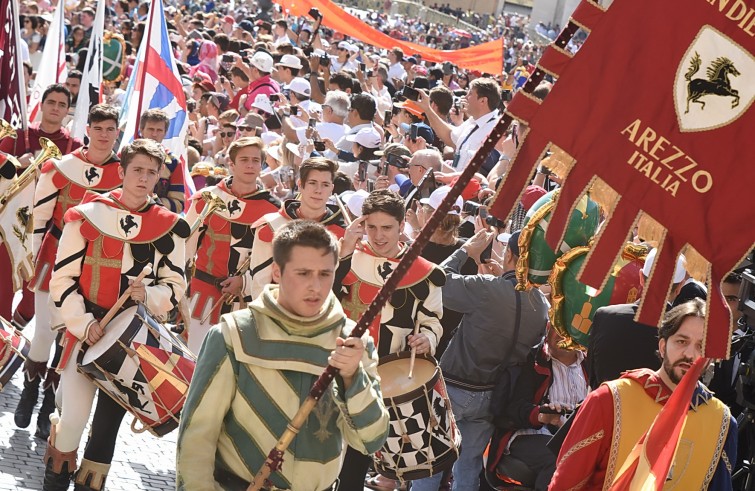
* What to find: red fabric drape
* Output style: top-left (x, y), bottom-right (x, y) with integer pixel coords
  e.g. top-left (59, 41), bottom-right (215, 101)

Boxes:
top-left (276, 0), bottom-right (504, 74)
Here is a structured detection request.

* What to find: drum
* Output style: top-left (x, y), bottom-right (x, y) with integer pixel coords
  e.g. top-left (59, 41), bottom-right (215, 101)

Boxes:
top-left (78, 304), bottom-right (196, 437)
top-left (0, 318), bottom-right (29, 390)
top-left (517, 190), bottom-right (600, 289)
top-left (374, 352), bottom-right (461, 483)
top-left (549, 243), bottom-right (648, 349)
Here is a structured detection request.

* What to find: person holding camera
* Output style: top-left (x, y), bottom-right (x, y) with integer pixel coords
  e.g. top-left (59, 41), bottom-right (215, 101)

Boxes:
top-left (487, 325), bottom-right (588, 491)
top-left (411, 230), bottom-right (548, 491)
top-left (404, 148), bottom-right (443, 209)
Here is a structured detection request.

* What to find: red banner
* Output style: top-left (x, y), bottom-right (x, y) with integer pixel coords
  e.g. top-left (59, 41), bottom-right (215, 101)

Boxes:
top-left (490, 0), bottom-right (754, 357)
top-left (0, 0), bottom-right (27, 129)
top-left (276, 0), bottom-right (505, 74)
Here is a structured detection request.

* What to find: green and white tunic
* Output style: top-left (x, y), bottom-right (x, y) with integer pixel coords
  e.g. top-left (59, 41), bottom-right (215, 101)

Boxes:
top-left (176, 285), bottom-right (389, 491)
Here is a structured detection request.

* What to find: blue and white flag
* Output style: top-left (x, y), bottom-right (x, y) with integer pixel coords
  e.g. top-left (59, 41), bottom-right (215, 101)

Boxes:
top-left (119, 0), bottom-right (194, 203)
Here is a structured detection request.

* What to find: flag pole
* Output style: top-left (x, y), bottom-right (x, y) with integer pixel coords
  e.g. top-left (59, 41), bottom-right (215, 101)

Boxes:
top-left (11, 0), bottom-right (28, 133)
top-left (132, 0), bottom-right (160, 140)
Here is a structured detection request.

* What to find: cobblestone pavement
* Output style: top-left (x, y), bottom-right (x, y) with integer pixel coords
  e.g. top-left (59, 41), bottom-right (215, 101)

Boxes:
top-left (0, 320), bottom-right (177, 491)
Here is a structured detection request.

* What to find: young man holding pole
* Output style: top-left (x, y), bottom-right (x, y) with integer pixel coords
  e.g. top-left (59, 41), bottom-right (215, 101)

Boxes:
top-left (176, 220), bottom-right (389, 490)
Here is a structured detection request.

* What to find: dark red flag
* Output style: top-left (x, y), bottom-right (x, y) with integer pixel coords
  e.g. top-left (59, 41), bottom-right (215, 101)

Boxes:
top-left (0, 0), bottom-right (28, 129)
top-left (490, 0), bottom-right (754, 357)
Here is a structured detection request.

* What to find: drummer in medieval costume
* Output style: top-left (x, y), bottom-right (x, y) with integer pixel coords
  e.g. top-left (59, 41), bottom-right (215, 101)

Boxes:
top-left (334, 189), bottom-right (445, 489)
top-left (45, 139), bottom-right (188, 491)
top-left (247, 157), bottom-right (346, 300)
top-left (138, 108), bottom-right (188, 213)
top-left (0, 84), bottom-right (82, 331)
top-left (14, 104), bottom-right (122, 442)
top-left (177, 219), bottom-right (389, 490)
top-left (184, 136), bottom-right (280, 354)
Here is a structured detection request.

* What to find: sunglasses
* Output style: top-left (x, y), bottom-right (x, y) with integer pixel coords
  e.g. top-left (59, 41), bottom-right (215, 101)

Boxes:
top-left (220, 131), bottom-right (235, 138)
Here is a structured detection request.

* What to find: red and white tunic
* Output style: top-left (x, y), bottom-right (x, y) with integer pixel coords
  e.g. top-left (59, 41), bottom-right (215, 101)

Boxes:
top-left (335, 242), bottom-right (445, 357)
top-left (32, 148), bottom-right (122, 292)
top-left (50, 190), bottom-right (188, 369)
top-left (185, 178), bottom-right (280, 325)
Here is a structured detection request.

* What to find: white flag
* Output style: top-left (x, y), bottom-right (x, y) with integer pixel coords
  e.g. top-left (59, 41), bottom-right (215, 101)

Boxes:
top-left (71, 0), bottom-right (105, 140)
top-left (27, 1), bottom-right (67, 122)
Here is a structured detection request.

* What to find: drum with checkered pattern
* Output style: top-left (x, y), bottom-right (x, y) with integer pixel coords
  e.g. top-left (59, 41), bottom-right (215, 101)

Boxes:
top-left (374, 352), bottom-right (461, 483)
top-left (78, 304), bottom-right (196, 436)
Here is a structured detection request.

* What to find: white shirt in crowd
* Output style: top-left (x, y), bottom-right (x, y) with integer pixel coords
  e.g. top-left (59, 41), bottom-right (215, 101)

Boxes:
top-left (450, 109), bottom-right (500, 171)
top-left (330, 57), bottom-right (358, 73)
top-left (388, 62), bottom-right (407, 82)
top-left (296, 121), bottom-right (347, 146)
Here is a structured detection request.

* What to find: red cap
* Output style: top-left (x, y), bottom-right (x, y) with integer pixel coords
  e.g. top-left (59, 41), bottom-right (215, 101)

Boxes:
top-left (450, 176), bottom-right (481, 201)
top-left (521, 185), bottom-right (546, 211)
top-left (224, 15), bottom-right (235, 24)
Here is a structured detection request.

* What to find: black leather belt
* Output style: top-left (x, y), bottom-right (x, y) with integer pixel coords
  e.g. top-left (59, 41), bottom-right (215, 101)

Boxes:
top-left (213, 468), bottom-right (337, 491)
top-left (194, 269), bottom-right (225, 290)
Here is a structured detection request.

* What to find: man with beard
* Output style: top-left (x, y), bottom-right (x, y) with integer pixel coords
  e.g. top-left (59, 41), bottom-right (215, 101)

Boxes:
top-left (549, 298), bottom-right (737, 490)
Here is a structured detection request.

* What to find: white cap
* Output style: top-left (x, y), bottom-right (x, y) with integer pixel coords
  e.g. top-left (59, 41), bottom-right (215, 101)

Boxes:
top-left (419, 186), bottom-right (463, 215)
top-left (497, 232), bottom-right (512, 244)
top-left (276, 54), bottom-right (302, 70)
top-left (249, 52), bottom-right (274, 73)
top-left (288, 77), bottom-right (311, 97)
top-left (348, 43), bottom-right (360, 54)
top-left (338, 41), bottom-right (350, 50)
top-left (347, 189), bottom-right (369, 217)
top-left (346, 127), bottom-right (382, 149)
top-left (642, 248), bottom-right (687, 284)
top-left (321, 39), bottom-right (330, 49)
top-left (267, 145), bottom-right (283, 162)
top-left (251, 94), bottom-right (275, 115)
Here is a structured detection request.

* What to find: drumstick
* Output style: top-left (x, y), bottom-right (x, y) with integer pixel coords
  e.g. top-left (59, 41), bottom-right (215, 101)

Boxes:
top-left (100, 266), bottom-right (152, 329)
top-left (200, 256), bottom-right (252, 324)
top-left (408, 323), bottom-right (421, 379)
top-left (333, 193), bottom-right (352, 226)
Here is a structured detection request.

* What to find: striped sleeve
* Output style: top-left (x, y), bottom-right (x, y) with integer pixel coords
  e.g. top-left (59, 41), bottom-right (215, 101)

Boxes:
top-left (49, 218), bottom-right (95, 340)
top-left (145, 222), bottom-right (187, 316)
top-left (176, 325), bottom-right (236, 491)
top-left (331, 332), bottom-right (390, 455)
top-left (417, 280), bottom-right (444, 356)
top-left (32, 163), bottom-right (60, 260)
top-left (246, 225), bottom-right (274, 300)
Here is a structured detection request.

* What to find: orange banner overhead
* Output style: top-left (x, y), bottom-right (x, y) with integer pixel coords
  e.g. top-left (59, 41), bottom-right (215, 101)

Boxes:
top-left (275, 0), bottom-right (504, 74)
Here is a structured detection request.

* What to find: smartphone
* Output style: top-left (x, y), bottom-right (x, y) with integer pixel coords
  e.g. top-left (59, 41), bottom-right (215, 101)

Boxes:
top-left (269, 94), bottom-right (280, 102)
top-left (478, 206), bottom-right (489, 220)
top-left (291, 106), bottom-right (299, 116)
top-left (403, 86), bottom-right (420, 102)
top-left (308, 118), bottom-right (317, 128)
top-left (409, 123), bottom-right (419, 142)
top-left (380, 162), bottom-right (390, 176)
top-left (383, 110), bottom-right (392, 127)
top-left (417, 168), bottom-right (437, 200)
top-left (222, 54), bottom-right (234, 63)
top-left (359, 62), bottom-right (366, 72)
top-left (358, 161), bottom-right (368, 182)
top-left (480, 240), bottom-right (493, 263)
top-left (314, 140), bottom-right (326, 152)
top-left (367, 69), bottom-right (374, 78)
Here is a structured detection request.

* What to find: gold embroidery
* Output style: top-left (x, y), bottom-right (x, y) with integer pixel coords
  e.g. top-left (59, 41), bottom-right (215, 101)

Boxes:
top-left (722, 450), bottom-right (732, 474)
top-left (558, 429), bottom-right (605, 467)
top-left (204, 227), bottom-right (231, 273)
top-left (83, 236), bottom-right (122, 302)
top-left (703, 407), bottom-right (731, 488)
top-left (604, 383), bottom-right (622, 489)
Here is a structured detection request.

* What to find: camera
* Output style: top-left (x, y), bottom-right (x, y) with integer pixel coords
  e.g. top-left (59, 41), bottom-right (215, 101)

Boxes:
top-left (308, 7), bottom-right (322, 19)
top-left (463, 201), bottom-right (482, 216)
top-left (314, 140), bottom-right (326, 152)
top-left (269, 94), bottom-right (280, 102)
top-left (403, 86), bottom-right (420, 102)
top-left (366, 69), bottom-right (374, 78)
top-left (486, 215), bottom-right (507, 229)
top-left (222, 54), bottom-right (235, 63)
top-left (319, 55), bottom-right (330, 67)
